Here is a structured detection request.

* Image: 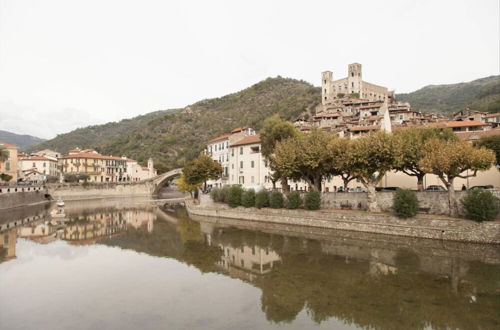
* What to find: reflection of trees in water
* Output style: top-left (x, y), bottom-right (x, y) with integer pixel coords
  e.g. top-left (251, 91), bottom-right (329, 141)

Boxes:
top-left (98, 212), bottom-right (500, 330)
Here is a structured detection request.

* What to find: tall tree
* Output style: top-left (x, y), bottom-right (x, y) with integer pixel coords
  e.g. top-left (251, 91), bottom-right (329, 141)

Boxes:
top-left (474, 135), bottom-right (500, 166)
top-left (182, 153), bottom-right (222, 196)
top-left (348, 132), bottom-right (401, 212)
top-left (260, 115), bottom-right (299, 191)
top-left (175, 173), bottom-right (201, 198)
top-left (274, 129), bottom-right (332, 191)
top-left (394, 127), bottom-right (457, 191)
top-left (327, 137), bottom-right (356, 189)
top-left (419, 139), bottom-right (496, 216)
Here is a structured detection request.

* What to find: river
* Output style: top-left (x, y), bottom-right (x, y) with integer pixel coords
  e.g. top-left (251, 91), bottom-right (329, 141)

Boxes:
top-left (0, 197), bottom-right (499, 330)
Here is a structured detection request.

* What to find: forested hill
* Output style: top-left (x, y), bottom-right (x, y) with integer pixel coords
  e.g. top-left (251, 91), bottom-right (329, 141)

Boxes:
top-left (396, 75), bottom-right (500, 115)
top-left (28, 77), bottom-right (321, 171)
top-left (0, 130), bottom-right (46, 150)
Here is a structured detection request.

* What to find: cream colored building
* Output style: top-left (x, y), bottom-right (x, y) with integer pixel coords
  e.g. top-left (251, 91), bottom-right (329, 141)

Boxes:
top-left (0, 141), bottom-right (18, 182)
top-left (60, 149), bottom-right (128, 183)
top-left (125, 157), bottom-right (157, 182)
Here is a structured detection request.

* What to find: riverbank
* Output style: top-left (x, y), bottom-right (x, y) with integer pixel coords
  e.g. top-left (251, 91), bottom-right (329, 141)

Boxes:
top-left (186, 197), bottom-right (500, 244)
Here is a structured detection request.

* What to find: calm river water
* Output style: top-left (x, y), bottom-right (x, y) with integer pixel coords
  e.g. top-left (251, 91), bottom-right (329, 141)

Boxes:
top-left (0, 198), bottom-right (499, 330)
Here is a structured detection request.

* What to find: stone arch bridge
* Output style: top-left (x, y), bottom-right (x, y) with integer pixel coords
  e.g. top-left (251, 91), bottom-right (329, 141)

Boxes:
top-left (145, 168), bottom-right (183, 195)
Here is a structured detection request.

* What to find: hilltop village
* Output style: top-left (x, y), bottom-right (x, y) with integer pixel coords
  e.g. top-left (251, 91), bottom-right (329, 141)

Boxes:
top-left (204, 64), bottom-right (499, 192)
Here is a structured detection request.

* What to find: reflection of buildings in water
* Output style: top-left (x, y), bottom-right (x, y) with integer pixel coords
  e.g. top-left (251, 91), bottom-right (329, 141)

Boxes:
top-left (123, 210), bottom-right (155, 233)
top-left (217, 244), bottom-right (281, 281)
top-left (0, 229), bottom-right (16, 263)
top-left (17, 221), bottom-right (59, 244)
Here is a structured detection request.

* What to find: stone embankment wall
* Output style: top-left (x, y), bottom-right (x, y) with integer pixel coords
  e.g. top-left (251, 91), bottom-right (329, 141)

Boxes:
top-left (0, 186), bottom-right (49, 210)
top-left (187, 196), bottom-right (500, 244)
top-left (47, 182), bottom-right (154, 200)
top-left (321, 191), bottom-right (500, 216)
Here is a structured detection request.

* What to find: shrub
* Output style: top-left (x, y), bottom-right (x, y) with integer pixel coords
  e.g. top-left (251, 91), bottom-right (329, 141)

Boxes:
top-left (286, 191), bottom-right (302, 209)
top-left (210, 187), bottom-right (223, 203)
top-left (227, 185), bottom-right (244, 208)
top-left (220, 186), bottom-right (230, 203)
top-left (304, 190), bottom-right (321, 210)
top-left (393, 189), bottom-right (419, 218)
top-left (461, 190), bottom-right (500, 222)
top-left (241, 189), bottom-right (256, 208)
top-left (255, 190), bottom-right (270, 209)
top-left (269, 191), bottom-right (284, 208)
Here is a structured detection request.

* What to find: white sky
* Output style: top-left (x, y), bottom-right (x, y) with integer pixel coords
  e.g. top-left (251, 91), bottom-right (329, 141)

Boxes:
top-left (0, 0), bottom-right (498, 139)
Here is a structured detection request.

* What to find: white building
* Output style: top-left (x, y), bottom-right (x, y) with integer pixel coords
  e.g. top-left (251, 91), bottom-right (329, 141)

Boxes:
top-left (206, 126), bottom-right (256, 188)
top-left (228, 135), bottom-right (273, 190)
top-left (18, 155), bottom-right (59, 181)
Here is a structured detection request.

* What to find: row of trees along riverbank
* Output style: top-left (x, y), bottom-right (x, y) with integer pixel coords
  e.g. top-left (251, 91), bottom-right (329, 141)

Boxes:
top-left (177, 115), bottom-right (497, 217)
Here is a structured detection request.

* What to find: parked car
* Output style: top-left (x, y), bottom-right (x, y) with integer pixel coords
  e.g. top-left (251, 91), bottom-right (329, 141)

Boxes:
top-left (425, 185), bottom-right (446, 191)
top-left (469, 185), bottom-right (494, 190)
top-left (376, 186), bottom-right (400, 192)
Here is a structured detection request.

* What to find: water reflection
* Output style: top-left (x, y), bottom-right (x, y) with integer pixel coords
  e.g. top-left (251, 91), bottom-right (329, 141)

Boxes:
top-left (1, 203), bottom-right (499, 330)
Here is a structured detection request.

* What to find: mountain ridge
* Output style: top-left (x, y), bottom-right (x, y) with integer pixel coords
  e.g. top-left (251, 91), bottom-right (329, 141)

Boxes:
top-left (0, 130), bottom-right (46, 150)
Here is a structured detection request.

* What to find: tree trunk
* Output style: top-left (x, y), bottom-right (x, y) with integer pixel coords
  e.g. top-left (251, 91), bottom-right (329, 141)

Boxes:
top-left (416, 174), bottom-right (425, 192)
top-left (365, 183), bottom-right (379, 212)
top-left (272, 180), bottom-right (277, 190)
top-left (280, 177), bottom-right (290, 193)
top-left (193, 189), bottom-right (199, 200)
top-left (446, 178), bottom-right (458, 217)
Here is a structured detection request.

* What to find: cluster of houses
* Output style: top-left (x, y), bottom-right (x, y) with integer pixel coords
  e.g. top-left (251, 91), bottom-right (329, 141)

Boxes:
top-left (0, 144), bottom-right (157, 184)
top-left (205, 64), bottom-right (500, 192)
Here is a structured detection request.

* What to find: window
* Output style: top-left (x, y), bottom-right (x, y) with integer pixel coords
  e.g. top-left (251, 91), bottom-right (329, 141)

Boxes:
top-left (240, 147), bottom-right (243, 155)
top-left (231, 148), bottom-right (234, 157)
top-left (239, 176), bottom-right (244, 184)
top-left (215, 145), bottom-right (217, 151)
top-left (251, 161), bottom-right (254, 168)
top-left (240, 161), bottom-right (243, 169)
top-left (232, 164), bottom-right (234, 169)
top-left (324, 88), bottom-right (326, 93)
top-left (351, 72), bottom-right (354, 77)
top-left (352, 82), bottom-right (354, 88)
top-left (33, 162), bottom-right (36, 167)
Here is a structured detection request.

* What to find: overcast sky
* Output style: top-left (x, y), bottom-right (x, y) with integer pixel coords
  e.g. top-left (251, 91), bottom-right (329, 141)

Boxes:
top-left (0, 0), bottom-right (498, 139)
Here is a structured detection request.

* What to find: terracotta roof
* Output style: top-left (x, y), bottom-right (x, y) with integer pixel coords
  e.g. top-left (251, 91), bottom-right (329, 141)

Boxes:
top-left (231, 135), bottom-right (261, 147)
top-left (315, 113), bottom-right (340, 118)
top-left (61, 153), bottom-right (127, 161)
top-left (426, 120), bottom-right (489, 128)
top-left (0, 141), bottom-right (18, 149)
top-left (208, 134), bottom-right (231, 143)
top-left (456, 128), bottom-right (500, 141)
top-left (19, 156), bottom-right (55, 161)
top-left (349, 125), bottom-right (381, 131)
top-left (484, 113), bottom-right (500, 118)
top-left (362, 116), bottom-right (380, 121)
top-left (231, 126), bottom-right (251, 133)
top-left (359, 104), bottom-right (382, 109)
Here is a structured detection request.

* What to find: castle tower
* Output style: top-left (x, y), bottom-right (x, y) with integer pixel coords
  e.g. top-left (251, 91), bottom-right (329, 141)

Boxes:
top-left (147, 158), bottom-right (154, 178)
top-left (321, 71), bottom-right (333, 105)
top-left (347, 63), bottom-right (362, 96)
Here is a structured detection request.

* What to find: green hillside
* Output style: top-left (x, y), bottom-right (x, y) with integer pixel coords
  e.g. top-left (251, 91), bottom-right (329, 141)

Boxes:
top-left (396, 75), bottom-right (500, 115)
top-left (29, 77), bottom-right (321, 171)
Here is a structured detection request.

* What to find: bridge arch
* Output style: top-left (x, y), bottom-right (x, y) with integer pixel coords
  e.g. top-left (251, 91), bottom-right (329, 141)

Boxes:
top-left (150, 168), bottom-right (182, 195)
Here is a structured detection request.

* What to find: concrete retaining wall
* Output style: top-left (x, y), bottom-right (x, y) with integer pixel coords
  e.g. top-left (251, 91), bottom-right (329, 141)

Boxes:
top-left (186, 199), bottom-right (500, 244)
top-left (321, 190), bottom-right (500, 216)
top-left (0, 188), bottom-right (49, 210)
top-left (47, 182), bottom-right (154, 200)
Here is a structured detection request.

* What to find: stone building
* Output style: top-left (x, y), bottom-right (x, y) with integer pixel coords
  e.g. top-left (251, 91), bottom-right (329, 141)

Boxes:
top-left (321, 63), bottom-right (389, 105)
